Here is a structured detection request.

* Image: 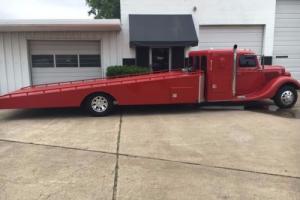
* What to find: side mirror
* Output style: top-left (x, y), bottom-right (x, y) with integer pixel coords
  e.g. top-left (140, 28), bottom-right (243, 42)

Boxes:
top-left (261, 55), bottom-right (265, 70)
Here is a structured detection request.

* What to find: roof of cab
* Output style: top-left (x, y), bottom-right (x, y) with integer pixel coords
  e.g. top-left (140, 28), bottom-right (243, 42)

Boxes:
top-left (189, 48), bottom-right (256, 56)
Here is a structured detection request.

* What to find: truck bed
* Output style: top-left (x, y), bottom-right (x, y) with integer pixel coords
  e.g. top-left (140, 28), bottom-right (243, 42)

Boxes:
top-left (0, 71), bottom-right (201, 109)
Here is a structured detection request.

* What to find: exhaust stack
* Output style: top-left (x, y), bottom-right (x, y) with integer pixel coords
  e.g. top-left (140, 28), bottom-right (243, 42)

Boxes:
top-left (232, 44), bottom-right (238, 96)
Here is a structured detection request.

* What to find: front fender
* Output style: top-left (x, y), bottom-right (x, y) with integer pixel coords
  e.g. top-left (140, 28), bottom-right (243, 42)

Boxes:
top-left (239, 76), bottom-right (300, 101)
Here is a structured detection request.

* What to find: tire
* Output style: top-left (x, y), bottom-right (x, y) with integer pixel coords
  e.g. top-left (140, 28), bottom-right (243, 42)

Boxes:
top-left (274, 85), bottom-right (298, 109)
top-left (84, 93), bottom-right (114, 116)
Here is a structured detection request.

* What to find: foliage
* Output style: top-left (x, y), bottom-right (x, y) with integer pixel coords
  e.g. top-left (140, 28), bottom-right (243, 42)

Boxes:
top-left (86, 0), bottom-right (120, 19)
top-left (106, 66), bottom-right (150, 77)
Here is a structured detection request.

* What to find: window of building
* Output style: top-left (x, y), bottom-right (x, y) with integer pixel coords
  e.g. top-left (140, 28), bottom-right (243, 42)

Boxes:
top-left (136, 47), bottom-right (150, 67)
top-left (171, 47), bottom-right (185, 69)
top-left (239, 55), bottom-right (257, 68)
top-left (32, 55), bottom-right (54, 68)
top-left (32, 54), bottom-right (102, 68)
top-left (56, 55), bottom-right (78, 67)
top-left (79, 55), bottom-right (101, 67)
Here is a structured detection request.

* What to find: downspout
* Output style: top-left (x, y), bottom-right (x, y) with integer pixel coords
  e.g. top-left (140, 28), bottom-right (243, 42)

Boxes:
top-left (232, 45), bottom-right (238, 96)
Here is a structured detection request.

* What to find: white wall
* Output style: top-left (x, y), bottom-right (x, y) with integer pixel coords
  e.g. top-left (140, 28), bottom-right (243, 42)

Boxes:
top-left (120, 0), bottom-right (276, 58)
top-left (0, 32), bottom-right (30, 95)
top-left (0, 31), bottom-right (121, 95)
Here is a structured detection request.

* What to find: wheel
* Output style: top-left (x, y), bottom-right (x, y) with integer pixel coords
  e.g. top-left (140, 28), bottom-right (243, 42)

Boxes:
top-left (84, 93), bottom-right (114, 116)
top-left (274, 85), bottom-right (298, 109)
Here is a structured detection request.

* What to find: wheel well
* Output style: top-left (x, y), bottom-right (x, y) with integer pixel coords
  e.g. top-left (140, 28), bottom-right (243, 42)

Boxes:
top-left (273, 82), bottom-right (299, 99)
top-left (279, 82), bottom-right (299, 91)
top-left (80, 92), bottom-right (117, 107)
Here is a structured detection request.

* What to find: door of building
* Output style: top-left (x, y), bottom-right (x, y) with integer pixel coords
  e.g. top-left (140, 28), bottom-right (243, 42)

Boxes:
top-left (151, 48), bottom-right (170, 71)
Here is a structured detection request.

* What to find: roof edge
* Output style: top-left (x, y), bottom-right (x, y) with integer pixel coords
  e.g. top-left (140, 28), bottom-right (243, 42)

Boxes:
top-left (0, 19), bottom-right (121, 32)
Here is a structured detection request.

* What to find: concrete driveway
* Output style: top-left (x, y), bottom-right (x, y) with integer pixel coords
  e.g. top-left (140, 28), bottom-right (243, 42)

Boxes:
top-left (0, 99), bottom-right (299, 200)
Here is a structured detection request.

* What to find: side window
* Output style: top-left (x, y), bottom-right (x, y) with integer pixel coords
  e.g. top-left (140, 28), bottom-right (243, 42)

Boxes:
top-left (239, 55), bottom-right (257, 68)
top-left (188, 56), bottom-right (193, 67)
top-left (201, 56), bottom-right (207, 71)
top-left (194, 56), bottom-right (200, 70)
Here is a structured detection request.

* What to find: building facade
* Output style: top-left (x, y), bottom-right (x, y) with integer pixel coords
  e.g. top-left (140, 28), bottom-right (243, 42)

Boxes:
top-left (0, 0), bottom-right (299, 95)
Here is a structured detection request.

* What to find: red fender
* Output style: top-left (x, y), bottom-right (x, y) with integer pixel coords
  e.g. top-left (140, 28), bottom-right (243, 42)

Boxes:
top-left (237, 76), bottom-right (300, 102)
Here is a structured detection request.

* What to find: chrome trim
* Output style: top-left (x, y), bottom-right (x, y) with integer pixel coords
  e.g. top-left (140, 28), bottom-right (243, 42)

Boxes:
top-left (232, 45), bottom-right (238, 96)
top-left (198, 74), bottom-right (205, 103)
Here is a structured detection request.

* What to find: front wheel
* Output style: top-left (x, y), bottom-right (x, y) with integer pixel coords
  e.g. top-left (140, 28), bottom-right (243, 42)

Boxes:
top-left (84, 93), bottom-right (114, 116)
top-left (274, 86), bottom-right (298, 109)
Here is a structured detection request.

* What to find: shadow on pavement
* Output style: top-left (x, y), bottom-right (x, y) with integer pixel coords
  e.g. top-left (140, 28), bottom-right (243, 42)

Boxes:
top-left (120, 100), bottom-right (300, 119)
top-left (1, 100), bottom-right (299, 120)
top-left (244, 101), bottom-right (300, 119)
top-left (1, 108), bottom-right (89, 120)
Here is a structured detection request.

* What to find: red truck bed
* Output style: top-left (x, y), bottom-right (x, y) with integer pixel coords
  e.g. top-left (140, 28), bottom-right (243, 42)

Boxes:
top-left (0, 71), bottom-right (202, 109)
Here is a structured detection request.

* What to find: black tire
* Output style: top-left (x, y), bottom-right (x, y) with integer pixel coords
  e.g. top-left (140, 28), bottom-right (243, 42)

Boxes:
top-left (84, 93), bottom-right (114, 116)
top-left (274, 85), bottom-right (298, 109)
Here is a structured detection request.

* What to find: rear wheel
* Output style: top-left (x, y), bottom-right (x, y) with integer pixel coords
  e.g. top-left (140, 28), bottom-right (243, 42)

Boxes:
top-left (274, 86), bottom-right (298, 109)
top-left (85, 93), bottom-right (114, 116)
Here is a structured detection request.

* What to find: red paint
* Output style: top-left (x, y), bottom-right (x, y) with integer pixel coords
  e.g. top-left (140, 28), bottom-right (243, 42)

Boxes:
top-left (0, 49), bottom-right (299, 110)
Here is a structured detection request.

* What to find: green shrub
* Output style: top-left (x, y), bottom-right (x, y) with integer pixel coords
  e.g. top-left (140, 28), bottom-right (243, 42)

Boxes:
top-left (106, 65), bottom-right (150, 77)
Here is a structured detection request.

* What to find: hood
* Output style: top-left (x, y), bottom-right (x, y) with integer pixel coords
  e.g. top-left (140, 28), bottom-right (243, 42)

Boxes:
top-left (263, 65), bottom-right (288, 75)
top-left (262, 65), bottom-right (291, 80)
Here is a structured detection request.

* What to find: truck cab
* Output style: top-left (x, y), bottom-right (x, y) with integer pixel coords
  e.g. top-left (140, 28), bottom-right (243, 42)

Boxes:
top-left (189, 47), bottom-right (299, 108)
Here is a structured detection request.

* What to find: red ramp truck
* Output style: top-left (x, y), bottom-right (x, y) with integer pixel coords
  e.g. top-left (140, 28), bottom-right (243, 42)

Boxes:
top-left (0, 46), bottom-right (299, 116)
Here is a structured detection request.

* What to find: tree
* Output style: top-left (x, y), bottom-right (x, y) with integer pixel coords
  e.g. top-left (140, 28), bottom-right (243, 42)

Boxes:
top-left (86, 0), bottom-right (120, 19)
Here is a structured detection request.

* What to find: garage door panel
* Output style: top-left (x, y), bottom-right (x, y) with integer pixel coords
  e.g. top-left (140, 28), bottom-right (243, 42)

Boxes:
top-left (32, 73), bottom-right (102, 77)
top-left (199, 25), bottom-right (264, 55)
top-left (276, 2), bottom-right (300, 10)
top-left (31, 45), bottom-right (100, 52)
top-left (199, 45), bottom-right (262, 53)
top-left (32, 71), bottom-right (102, 76)
top-left (199, 26), bottom-right (263, 32)
top-left (274, 50), bottom-right (300, 57)
top-left (29, 40), bottom-right (102, 85)
top-left (274, 0), bottom-right (300, 80)
top-left (31, 67), bottom-right (102, 73)
top-left (30, 41), bottom-right (100, 55)
top-left (274, 32), bottom-right (300, 39)
top-left (275, 27), bottom-right (300, 31)
top-left (32, 77), bottom-right (100, 85)
top-left (276, 19), bottom-right (300, 28)
top-left (32, 69), bottom-right (102, 84)
top-left (274, 41), bottom-right (300, 46)
top-left (198, 42), bottom-right (262, 47)
top-left (200, 35), bottom-right (263, 42)
top-left (273, 58), bottom-right (300, 67)
top-left (276, 13), bottom-right (300, 19)
top-left (276, 7), bottom-right (300, 14)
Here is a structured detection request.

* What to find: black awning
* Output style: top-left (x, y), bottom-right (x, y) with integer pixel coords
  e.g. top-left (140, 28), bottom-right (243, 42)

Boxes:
top-left (129, 15), bottom-right (198, 47)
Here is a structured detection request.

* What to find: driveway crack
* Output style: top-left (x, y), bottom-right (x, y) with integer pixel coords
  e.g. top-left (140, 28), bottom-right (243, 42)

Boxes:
top-left (112, 112), bottom-right (122, 200)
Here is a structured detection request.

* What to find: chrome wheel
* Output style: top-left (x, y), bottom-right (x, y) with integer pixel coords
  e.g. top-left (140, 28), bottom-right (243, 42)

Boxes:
top-left (274, 85), bottom-right (298, 109)
top-left (91, 96), bottom-right (108, 113)
top-left (280, 90), bottom-right (295, 106)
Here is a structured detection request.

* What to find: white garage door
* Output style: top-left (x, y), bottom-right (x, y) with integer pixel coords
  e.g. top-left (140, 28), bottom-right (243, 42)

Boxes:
top-left (198, 25), bottom-right (264, 55)
top-left (30, 40), bottom-right (102, 85)
top-left (274, 0), bottom-right (300, 80)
